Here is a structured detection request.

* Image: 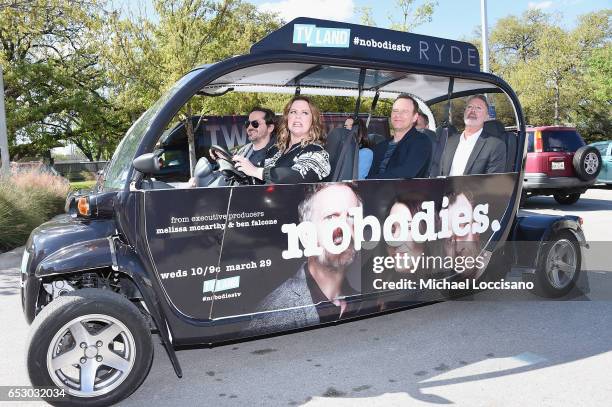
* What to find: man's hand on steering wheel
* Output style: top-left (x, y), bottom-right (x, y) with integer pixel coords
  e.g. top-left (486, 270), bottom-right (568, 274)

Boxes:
top-left (233, 155), bottom-right (264, 181)
top-left (209, 145), bottom-right (233, 163)
top-left (208, 144), bottom-right (259, 184)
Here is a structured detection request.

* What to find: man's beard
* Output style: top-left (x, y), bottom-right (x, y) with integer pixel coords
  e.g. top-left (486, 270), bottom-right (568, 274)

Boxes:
top-left (464, 115), bottom-right (478, 126)
top-left (316, 247), bottom-right (356, 272)
top-left (247, 131), bottom-right (260, 141)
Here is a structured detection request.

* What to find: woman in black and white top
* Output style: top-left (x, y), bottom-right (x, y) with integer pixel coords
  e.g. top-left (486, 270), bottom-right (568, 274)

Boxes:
top-left (233, 96), bottom-right (331, 184)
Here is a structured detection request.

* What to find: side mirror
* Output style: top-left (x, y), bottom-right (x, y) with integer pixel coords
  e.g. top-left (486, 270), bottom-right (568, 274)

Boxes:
top-left (133, 152), bottom-right (163, 174)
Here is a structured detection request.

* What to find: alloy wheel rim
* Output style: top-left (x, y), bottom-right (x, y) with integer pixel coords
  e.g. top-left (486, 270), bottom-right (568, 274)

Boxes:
top-left (545, 239), bottom-right (577, 290)
top-left (46, 314), bottom-right (136, 398)
top-left (584, 152), bottom-right (599, 175)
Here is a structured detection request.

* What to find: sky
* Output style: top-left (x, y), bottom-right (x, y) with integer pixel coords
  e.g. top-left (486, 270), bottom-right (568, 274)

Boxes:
top-left (252, 0), bottom-right (609, 40)
top-left (117, 0), bottom-right (609, 41)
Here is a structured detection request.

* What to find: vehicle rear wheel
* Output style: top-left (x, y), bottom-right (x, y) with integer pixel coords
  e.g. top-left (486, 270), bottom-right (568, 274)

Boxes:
top-left (26, 289), bottom-right (154, 407)
top-left (532, 231), bottom-right (581, 298)
top-left (573, 146), bottom-right (601, 181)
top-left (553, 193), bottom-right (581, 205)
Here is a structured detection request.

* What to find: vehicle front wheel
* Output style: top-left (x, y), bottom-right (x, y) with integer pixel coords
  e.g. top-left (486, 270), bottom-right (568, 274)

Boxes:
top-left (26, 289), bottom-right (154, 407)
top-left (532, 231), bottom-right (581, 298)
top-left (553, 193), bottom-right (581, 205)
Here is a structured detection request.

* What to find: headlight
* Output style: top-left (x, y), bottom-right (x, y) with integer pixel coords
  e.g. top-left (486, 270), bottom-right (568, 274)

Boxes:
top-left (73, 192), bottom-right (116, 219)
top-left (77, 196), bottom-right (91, 217)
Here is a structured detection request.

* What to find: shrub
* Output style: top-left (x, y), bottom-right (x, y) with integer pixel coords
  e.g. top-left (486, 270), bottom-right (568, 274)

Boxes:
top-left (70, 180), bottom-right (97, 191)
top-left (66, 170), bottom-right (96, 182)
top-left (0, 166), bottom-right (69, 252)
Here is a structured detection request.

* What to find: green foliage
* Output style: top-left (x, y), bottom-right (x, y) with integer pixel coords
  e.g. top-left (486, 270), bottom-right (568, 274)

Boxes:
top-left (102, 0), bottom-right (281, 168)
top-left (483, 8), bottom-right (611, 141)
top-left (1, 0), bottom-right (281, 163)
top-left (103, 0), bottom-right (281, 115)
top-left (1, 0), bottom-right (125, 161)
top-left (388, 0), bottom-right (438, 32)
top-left (356, 6), bottom-right (377, 27)
top-left (70, 180), bottom-right (97, 191)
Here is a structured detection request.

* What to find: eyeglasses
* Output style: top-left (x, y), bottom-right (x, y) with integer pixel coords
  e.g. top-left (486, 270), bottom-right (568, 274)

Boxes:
top-left (244, 120), bottom-right (262, 129)
top-left (465, 105), bottom-right (485, 112)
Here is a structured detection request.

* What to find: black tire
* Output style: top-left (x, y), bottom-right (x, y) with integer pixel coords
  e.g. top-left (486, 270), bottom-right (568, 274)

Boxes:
top-left (553, 193), bottom-right (581, 205)
top-left (26, 289), bottom-right (154, 407)
top-left (573, 146), bottom-right (601, 181)
top-left (531, 231), bottom-right (581, 298)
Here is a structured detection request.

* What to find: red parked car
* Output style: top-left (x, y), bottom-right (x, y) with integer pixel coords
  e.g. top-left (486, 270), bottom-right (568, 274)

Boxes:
top-left (523, 126), bottom-right (601, 205)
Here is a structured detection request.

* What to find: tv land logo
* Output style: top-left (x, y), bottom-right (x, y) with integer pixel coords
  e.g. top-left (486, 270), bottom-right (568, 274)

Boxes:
top-left (292, 23), bottom-right (411, 54)
top-left (293, 24), bottom-right (350, 48)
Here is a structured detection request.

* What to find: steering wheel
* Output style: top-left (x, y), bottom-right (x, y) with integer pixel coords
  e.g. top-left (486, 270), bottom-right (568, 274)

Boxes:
top-left (209, 145), bottom-right (234, 163)
top-left (209, 145), bottom-right (254, 184)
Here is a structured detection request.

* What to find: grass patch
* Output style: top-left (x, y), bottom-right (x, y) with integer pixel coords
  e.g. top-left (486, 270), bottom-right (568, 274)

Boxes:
top-left (0, 166), bottom-right (69, 252)
top-left (70, 180), bottom-right (97, 191)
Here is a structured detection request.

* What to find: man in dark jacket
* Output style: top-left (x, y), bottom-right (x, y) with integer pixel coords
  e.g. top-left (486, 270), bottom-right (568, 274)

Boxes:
top-left (439, 95), bottom-right (506, 176)
top-left (367, 94), bottom-right (432, 179)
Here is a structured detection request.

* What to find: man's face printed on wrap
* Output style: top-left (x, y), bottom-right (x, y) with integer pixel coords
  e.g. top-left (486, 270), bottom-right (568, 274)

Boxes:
top-left (445, 193), bottom-right (481, 267)
top-left (386, 202), bottom-right (425, 273)
top-left (310, 185), bottom-right (361, 271)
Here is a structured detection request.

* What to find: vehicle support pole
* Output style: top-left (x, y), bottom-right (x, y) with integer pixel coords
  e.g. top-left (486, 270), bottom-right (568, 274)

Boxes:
top-left (480, 0), bottom-right (490, 74)
top-left (0, 66), bottom-right (10, 176)
top-left (353, 68), bottom-right (366, 119)
top-left (446, 78), bottom-right (454, 125)
top-left (365, 91), bottom-right (380, 131)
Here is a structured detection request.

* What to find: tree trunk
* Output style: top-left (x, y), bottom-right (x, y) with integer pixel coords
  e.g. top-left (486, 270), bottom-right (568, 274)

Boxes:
top-left (553, 79), bottom-right (560, 125)
top-left (184, 104), bottom-right (196, 176)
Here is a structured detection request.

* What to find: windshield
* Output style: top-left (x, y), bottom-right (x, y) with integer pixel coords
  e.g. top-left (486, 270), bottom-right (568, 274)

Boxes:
top-left (102, 70), bottom-right (201, 190)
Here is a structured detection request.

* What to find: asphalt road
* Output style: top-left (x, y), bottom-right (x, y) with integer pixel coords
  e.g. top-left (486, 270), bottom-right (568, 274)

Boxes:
top-left (1, 187), bottom-right (611, 407)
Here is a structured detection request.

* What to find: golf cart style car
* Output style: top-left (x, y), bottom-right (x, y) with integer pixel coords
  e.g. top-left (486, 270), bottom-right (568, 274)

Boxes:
top-left (20, 19), bottom-right (586, 406)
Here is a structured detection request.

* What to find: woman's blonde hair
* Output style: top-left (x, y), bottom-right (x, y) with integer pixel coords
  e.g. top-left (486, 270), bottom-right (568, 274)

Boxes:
top-left (276, 96), bottom-right (325, 152)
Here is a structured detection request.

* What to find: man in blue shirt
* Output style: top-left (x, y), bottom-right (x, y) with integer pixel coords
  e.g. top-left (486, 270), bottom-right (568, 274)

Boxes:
top-left (367, 94), bottom-right (432, 179)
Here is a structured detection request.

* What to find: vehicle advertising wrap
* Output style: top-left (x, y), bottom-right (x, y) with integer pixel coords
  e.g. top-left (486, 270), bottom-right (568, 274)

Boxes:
top-left (139, 174), bottom-right (517, 336)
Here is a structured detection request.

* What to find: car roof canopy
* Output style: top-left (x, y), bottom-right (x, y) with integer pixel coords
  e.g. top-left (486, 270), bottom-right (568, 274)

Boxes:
top-left (199, 18), bottom-right (501, 104)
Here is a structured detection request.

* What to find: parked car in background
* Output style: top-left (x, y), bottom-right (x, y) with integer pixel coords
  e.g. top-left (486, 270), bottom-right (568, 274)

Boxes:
top-left (523, 126), bottom-right (601, 205)
top-left (589, 140), bottom-right (612, 185)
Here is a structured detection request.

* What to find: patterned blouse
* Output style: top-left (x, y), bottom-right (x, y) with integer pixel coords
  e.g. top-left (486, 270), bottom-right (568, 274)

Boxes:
top-left (263, 143), bottom-right (331, 184)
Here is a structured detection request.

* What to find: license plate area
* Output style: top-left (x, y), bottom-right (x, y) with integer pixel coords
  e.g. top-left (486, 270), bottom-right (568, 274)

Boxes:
top-left (551, 161), bottom-right (565, 170)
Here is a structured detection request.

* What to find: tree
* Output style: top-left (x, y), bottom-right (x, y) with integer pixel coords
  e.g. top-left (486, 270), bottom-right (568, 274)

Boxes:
top-left (484, 8), bottom-right (611, 139)
top-left (0, 0), bottom-right (124, 161)
top-left (356, 6), bottom-right (376, 27)
top-left (573, 44), bottom-right (612, 140)
top-left (103, 0), bottom-right (281, 170)
top-left (388, 0), bottom-right (437, 32)
top-left (490, 9), bottom-right (551, 65)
